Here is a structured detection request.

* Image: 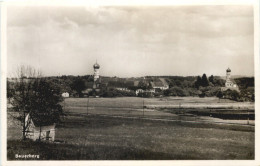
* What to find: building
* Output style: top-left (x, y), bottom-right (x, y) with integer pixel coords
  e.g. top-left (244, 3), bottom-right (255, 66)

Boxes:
top-left (221, 68), bottom-right (239, 92)
top-left (151, 78), bottom-right (169, 91)
top-left (115, 87), bottom-right (131, 92)
top-left (135, 89), bottom-right (144, 95)
top-left (24, 114), bottom-right (56, 142)
top-left (61, 92), bottom-right (69, 98)
top-left (93, 61), bottom-right (101, 89)
top-left (134, 80), bottom-right (139, 87)
top-left (136, 88), bottom-right (155, 96)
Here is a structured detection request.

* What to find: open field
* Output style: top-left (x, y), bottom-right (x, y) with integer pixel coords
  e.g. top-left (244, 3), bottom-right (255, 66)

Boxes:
top-left (7, 97), bottom-right (255, 160)
top-left (64, 97), bottom-right (255, 125)
top-left (65, 96), bottom-right (254, 109)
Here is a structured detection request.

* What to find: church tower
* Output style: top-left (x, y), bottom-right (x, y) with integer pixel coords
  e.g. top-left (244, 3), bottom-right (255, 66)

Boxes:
top-left (225, 67), bottom-right (233, 87)
top-left (221, 67), bottom-right (239, 92)
top-left (93, 61), bottom-right (100, 89)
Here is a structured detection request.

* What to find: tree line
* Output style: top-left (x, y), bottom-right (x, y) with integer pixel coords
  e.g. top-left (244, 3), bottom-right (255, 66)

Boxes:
top-left (8, 70), bottom-right (255, 106)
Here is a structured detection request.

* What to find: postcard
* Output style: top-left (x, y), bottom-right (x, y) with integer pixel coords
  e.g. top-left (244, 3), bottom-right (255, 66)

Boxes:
top-left (1, 0), bottom-right (259, 166)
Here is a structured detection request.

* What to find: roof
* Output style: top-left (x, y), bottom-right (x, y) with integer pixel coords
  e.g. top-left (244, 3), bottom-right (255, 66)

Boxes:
top-left (125, 81), bottom-right (134, 87)
top-left (159, 78), bottom-right (169, 86)
top-left (107, 81), bottom-right (126, 88)
top-left (134, 81), bottom-right (139, 86)
top-left (27, 113), bottom-right (56, 127)
top-left (226, 68), bottom-right (231, 72)
top-left (151, 81), bottom-right (164, 87)
top-left (93, 62), bottom-right (100, 69)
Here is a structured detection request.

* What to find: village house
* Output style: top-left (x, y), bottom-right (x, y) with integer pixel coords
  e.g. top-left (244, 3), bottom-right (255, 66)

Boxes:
top-left (135, 89), bottom-right (144, 95)
top-left (135, 88), bottom-right (155, 96)
top-left (150, 78), bottom-right (169, 91)
top-left (61, 92), bottom-right (69, 98)
top-left (115, 87), bottom-right (131, 92)
top-left (24, 114), bottom-right (56, 142)
top-left (106, 79), bottom-right (134, 92)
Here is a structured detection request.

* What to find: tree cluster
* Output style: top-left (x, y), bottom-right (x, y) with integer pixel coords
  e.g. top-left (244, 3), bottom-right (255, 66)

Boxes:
top-left (8, 66), bottom-right (64, 140)
top-left (195, 74), bottom-right (209, 88)
top-left (99, 88), bottom-right (136, 98)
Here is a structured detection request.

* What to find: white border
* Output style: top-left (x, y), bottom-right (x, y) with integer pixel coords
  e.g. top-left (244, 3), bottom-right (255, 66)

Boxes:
top-left (254, 0), bottom-right (260, 163)
top-left (1, 0), bottom-right (259, 166)
top-left (1, 2), bottom-right (7, 165)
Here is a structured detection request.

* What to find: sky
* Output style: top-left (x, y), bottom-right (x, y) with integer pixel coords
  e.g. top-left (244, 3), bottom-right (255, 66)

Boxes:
top-left (7, 5), bottom-right (254, 77)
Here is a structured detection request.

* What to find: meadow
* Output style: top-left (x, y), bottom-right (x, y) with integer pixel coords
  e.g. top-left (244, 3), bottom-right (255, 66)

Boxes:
top-left (7, 97), bottom-right (255, 160)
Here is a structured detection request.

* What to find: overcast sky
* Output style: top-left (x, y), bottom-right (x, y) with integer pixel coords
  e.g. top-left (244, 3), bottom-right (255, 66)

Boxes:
top-left (7, 5), bottom-right (254, 77)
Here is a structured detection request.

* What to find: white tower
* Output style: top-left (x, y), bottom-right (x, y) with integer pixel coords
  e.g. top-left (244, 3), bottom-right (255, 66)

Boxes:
top-left (226, 68), bottom-right (231, 80)
top-left (225, 67), bottom-right (233, 87)
top-left (93, 61), bottom-right (100, 82)
top-left (221, 67), bottom-right (239, 92)
top-left (93, 61), bottom-right (100, 89)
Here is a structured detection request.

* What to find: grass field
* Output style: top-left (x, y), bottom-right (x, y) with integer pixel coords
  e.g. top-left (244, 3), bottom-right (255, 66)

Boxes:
top-left (64, 97), bottom-right (254, 125)
top-left (7, 97), bottom-right (255, 160)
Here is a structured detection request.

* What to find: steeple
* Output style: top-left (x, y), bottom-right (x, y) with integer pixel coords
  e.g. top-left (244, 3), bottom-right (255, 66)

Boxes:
top-left (93, 60), bottom-right (100, 69)
top-left (226, 67), bottom-right (231, 72)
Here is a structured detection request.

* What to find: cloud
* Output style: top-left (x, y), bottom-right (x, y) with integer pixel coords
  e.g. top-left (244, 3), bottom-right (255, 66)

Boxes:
top-left (7, 5), bottom-right (254, 77)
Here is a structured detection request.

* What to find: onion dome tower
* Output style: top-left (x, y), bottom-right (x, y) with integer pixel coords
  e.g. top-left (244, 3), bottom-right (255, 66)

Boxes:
top-left (93, 61), bottom-right (100, 82)
top-left (93, 61), bottom-right (100, 89)
top-left (221, 67), bottom-right (239, 92)
top-left (226, 67), bottom-right (231, 86)
top-left (225, 67), bottom-right (236, 88)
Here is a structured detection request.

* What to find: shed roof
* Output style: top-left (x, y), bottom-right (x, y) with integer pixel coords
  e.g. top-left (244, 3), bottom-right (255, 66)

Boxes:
top-left (27, 113), bottom-right (56, 127)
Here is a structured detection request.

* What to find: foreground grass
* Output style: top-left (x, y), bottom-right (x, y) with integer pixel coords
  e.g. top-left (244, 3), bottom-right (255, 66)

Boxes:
top-left (7, 139), bottom-right (178, 160)
top-left (8, 115), bottom-right (254, 160)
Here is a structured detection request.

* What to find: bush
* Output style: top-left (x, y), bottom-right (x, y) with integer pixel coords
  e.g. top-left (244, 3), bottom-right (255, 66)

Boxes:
top-left (222, 90), bottom-right (240, 101)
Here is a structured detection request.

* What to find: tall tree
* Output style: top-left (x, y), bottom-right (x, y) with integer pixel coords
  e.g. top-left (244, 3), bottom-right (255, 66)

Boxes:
top-left (216, 90), bottom-right (223, 102)
top-left (30, 79), bottom-right (63, 121)
top-left (70, 78), bottom-right (86, 97)
top-left (30, 79), bottom-right (63, 141)
top-left (201, 74), bottom-right (209, 87)
top-left (194, 76), bottom-right (202, 89)
top-left (11, 66), bottom-right (41, 140)
top-left (7, 81), bottom-right (15, 102)
top-left (208, 75), bottom-right (214, 84)
top-left (11, 66), bottom-right (63, 140)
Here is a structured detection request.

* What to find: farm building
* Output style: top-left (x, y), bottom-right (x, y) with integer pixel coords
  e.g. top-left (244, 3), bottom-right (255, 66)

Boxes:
top-left (150, 78), bottom-right (169, 91)
top-left (62, 92), bottom-right (69, 98)
top-left (115, 87), bottom-right (131, 92)
top-left (136, 88), bottom-right (155, 96)
top-left (136, 89), bottom-right (144, 95)
top-left (24, 114), bottom-right (56, 142)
